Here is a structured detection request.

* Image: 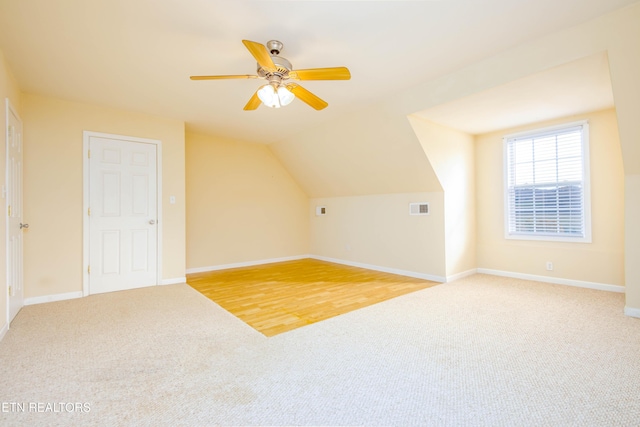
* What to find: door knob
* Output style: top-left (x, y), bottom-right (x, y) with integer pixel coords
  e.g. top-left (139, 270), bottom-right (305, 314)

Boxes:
top-left (20, 223), bottom-right (29, 229)
top-left (149, 220), bottom-right (156, 225)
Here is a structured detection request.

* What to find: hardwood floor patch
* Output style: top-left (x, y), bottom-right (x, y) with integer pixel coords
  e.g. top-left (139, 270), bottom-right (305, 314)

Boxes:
top-left (187, 259), bottom-right (439, 336)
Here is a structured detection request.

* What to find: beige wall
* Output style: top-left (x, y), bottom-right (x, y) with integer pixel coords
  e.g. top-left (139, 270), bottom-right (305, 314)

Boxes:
top-left (408, 116), bottom-right (477, 277)
top-left (475, 109), bottom-right (624, 285)
top-left (0, 51), bottom-right (21, 112)
top-left (22, 94), bottom-right (186, 298)
top-left (185, 133), bottom-right (309, 270)
top-left (268, 80), bottom-right (446, 282)
top-left (310, 192), bottom-right (446, 280)
top-left (0, 49), bottom-right (22, 329)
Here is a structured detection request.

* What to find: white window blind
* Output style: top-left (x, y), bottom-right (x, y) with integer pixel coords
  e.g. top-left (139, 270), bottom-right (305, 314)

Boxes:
top-left (504, 121), bottom-right (590, 242)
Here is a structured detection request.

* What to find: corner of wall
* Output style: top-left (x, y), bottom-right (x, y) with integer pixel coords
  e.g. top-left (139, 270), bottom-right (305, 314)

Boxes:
top-left (185, 133), bottom-right (310, 269)
top-left (407, 116), bottom-right (477, 277)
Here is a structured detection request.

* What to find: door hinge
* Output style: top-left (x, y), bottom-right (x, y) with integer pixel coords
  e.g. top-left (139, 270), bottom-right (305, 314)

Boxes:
top-left (8, 126), bottom-right (13, 138)
top-left (7, 205), bottom-right (11, 217)
top-left (87, 266), bottom-right (91, 274)
top-left (87, 149), bottom-right (91, 158)
top-left (87, 207), bottom-right (91, 216)
top-left (8, 286), bottom-right (12, 296)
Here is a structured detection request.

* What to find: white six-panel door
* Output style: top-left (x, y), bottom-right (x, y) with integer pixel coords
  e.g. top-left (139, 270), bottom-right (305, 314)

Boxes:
top-left (86, 134), bottom-right (159, 295)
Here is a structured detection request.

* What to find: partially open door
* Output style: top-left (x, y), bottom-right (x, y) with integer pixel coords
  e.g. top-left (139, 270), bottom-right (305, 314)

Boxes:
top-left (6, 98), bottom-right (25, 324)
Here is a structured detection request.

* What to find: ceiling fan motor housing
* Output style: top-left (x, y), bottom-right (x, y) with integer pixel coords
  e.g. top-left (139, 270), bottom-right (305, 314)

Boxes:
top-left (257, 55), bottom-right (292, 78)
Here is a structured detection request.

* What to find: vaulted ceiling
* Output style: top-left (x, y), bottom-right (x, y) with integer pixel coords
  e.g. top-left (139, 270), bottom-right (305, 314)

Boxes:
top-left (0, 0), bottom-right (634, 144)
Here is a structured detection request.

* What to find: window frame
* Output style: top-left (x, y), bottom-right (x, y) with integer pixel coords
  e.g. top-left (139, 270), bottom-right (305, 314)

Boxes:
top-left (503, 120), bottom-right (592, 243)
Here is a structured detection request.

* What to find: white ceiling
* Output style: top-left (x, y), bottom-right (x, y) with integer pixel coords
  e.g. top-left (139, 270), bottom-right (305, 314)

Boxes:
top-left (0, 0), bottom-right (634, 144)
top-left (413, 51), bottom-right (615, 135)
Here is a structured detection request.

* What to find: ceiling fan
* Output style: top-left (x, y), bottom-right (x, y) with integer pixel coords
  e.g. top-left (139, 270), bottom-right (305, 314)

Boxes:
top-left (190, 40), bottom-right (351, 111)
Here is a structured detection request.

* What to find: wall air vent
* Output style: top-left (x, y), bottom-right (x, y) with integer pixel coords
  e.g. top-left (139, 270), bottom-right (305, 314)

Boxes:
top-left (316, 206), bottom-right (327, 216)
top-left (409, 202), bottom-right (429, 216)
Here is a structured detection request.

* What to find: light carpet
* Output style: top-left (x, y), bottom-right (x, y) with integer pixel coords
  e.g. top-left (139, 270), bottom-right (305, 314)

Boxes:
top-left (1, 274), bottom-right (639, 426)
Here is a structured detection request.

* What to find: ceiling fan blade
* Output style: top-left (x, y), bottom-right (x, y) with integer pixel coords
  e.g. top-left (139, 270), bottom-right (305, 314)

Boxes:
top-left (242, 40), bottom-right (276, 72)
top-left (286, 84), bottom-right (328, 110)
top-left (190, 75), bottom-right (258, 80)
top-left (289, 67), bottom-right (351, 81)
top-left (243, 91), bottom-right (261, 110)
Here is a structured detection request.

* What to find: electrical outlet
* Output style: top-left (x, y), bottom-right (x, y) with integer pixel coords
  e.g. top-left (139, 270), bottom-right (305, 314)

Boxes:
top-left (546, 261), bottom-right (553, 271)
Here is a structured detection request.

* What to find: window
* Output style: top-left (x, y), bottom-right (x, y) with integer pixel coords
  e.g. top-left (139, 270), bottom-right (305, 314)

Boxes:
top-left (504, 121), bottom-right (591, 242)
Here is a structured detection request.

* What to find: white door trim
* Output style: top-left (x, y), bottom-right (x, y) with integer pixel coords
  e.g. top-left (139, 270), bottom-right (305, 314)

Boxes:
top-left (82, 131), bottom-right (162, 296)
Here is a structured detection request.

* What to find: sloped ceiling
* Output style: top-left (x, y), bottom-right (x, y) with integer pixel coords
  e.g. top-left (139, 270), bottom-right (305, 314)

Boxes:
top-left (270, 105), bottom-right (443, 198)
top-left (0, 0), bottom-right (635, 198)
top-left (413, 52), bottom-right (614, 135)
top-left (0, 0), bottom-right (634, 144)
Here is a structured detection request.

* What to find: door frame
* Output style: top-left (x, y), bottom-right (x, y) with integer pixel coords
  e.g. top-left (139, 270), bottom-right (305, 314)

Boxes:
top-left (82, 131), bottom-right (162, 296)
top-left (5, 98), bottom-right (24, 326)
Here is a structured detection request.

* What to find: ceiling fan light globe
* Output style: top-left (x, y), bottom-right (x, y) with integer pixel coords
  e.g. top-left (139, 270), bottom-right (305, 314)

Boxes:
top-left (277, 86), bottom-right (295, 106)
top-left (257, 84), bottom-right (280, 108)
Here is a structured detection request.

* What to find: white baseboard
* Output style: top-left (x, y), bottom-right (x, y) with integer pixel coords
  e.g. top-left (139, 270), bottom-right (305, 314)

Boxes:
top-left (161, 277), bottom-right (186, 285)
top-left (477, 268), bottom-right (625, 293)
top-left (446, 269), bottom-right (478, 283)
top-left (0, 322), bottom-right (7, 342)
top-left (186, 255), bottom-right (310, 274)
top-left (26, 280), bottom-right (187, 304)
top-left (310, 255), bottom-right (446, 283)
top-left (624, 306), bottom-right (640, 318)
top-left (24, 291), bottom-right (83, 306)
